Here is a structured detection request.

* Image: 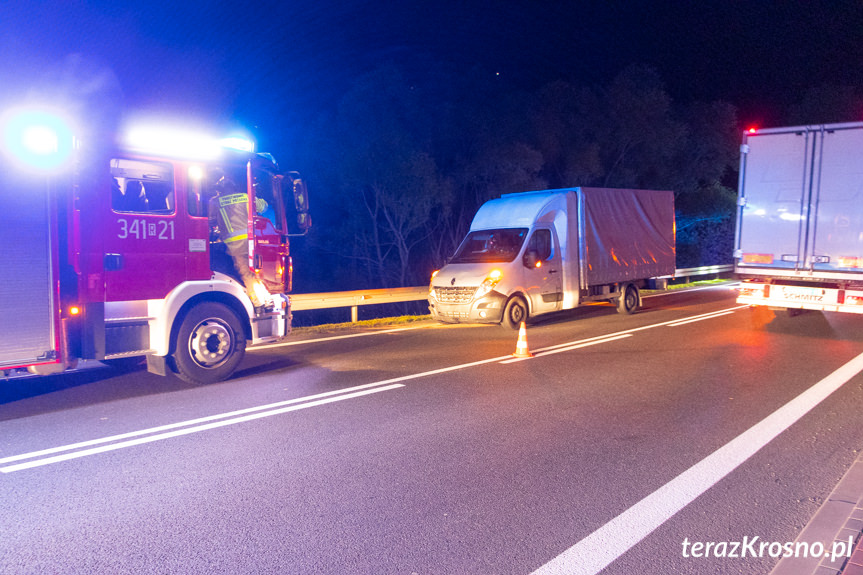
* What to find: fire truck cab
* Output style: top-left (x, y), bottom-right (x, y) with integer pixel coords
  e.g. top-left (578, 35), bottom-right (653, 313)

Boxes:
top-left (0, 108), bottom-right (311, 384)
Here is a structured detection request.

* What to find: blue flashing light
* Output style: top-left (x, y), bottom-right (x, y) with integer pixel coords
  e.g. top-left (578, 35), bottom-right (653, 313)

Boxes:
top-left (121, 121), bottom-right (257, 160)
top-left (219, 136), bottom-right (255, 153)
top-left (2, 109), bottom-right (75, 172)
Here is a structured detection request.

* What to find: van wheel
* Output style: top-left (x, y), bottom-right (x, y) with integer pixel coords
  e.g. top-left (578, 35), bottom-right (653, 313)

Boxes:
top-left (616, 283), bottom-right (640, 315)
top-left (502, 296), bottom-right (528, 329)
top-left (171, 302), bottom-right (246, 384)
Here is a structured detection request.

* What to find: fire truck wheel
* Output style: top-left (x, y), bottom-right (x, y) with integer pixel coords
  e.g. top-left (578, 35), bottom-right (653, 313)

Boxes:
top-left (616, 283), bottom-right (640, 315)
top-left (172, 302), bottom-right (246, 385)
top-left (502, 296), bottom-right (528, 329)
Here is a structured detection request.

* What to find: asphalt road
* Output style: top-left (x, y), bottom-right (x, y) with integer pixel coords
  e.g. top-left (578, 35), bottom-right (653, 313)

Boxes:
top-left (2, 285), bottom-right (863, 574)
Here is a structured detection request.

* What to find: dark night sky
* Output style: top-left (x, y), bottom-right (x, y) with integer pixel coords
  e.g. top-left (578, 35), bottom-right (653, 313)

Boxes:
top-left (2, 1), bottom-right (862, 146)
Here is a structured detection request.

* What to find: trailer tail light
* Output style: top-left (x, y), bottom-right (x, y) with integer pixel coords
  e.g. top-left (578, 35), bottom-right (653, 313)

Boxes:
top-left (741, 253), bottom-right (774, 264)
top-left (838, 257), bottom-right (862, 268)
top-left (738, 283), bottom-right (768, 299)
top-left (67, 305), bottom-right (82, 316)
top-left (846, 294), bottom-right (863, 306)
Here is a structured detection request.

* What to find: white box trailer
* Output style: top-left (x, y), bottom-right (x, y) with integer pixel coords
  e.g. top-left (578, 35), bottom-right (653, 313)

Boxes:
top-left (734, 122), bottom-right (863, 313)
top-left (428, 187), bottom-right (676, 328)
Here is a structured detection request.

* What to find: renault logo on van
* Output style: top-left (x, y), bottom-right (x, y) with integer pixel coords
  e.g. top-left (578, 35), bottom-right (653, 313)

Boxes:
top-left (451, 277), bottom-right (456, 286)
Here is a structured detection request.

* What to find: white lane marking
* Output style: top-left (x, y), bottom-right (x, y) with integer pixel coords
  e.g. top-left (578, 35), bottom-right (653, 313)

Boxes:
top-left (253, 285), bottom-right (739, 351)
top-left (532, 350), bottom-right (863, 575)
top-left (667, 310), bottom-right (736, 326)
top-left (501, 335), bottom-right (633, 364)
top-left (1, 384), bottom-right (405, 473)
top-left (0, 304), bottom-right (746, 473)
top-left (502, 305), bottom-right (747, 364)
top-left (642, 283), bottom-right (740, 298)
top-left (544, 305), bottom-right (748, 354)
top-left (0, 380), bottom-right (419, 466)
top-left (250, 325), bottom-right (428, 350)
top-left (0, 356), bottom-right (513, 472)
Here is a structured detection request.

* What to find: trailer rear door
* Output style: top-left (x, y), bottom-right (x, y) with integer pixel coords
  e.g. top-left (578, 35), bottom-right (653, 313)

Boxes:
top-left (809, 125), bottom-right (863, 272)
top-left (737, 129), bottom-right (813, 271)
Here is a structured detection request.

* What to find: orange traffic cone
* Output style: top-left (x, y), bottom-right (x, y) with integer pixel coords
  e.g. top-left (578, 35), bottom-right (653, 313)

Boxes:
top-left (511, 321), bottom-right (534, 358)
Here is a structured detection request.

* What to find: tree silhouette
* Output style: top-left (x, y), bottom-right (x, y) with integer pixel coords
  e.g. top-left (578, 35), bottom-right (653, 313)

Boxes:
top-left (298, 61), bottom-right (751, 290)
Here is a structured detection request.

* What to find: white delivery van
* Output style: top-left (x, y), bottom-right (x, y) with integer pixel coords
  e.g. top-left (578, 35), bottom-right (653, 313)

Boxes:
top-left (428, 187), bottom-right (676, 328)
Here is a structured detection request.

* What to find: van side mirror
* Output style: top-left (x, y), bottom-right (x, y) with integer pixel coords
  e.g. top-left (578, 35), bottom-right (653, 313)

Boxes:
top-left (523, 250), bottom-right (539, 268)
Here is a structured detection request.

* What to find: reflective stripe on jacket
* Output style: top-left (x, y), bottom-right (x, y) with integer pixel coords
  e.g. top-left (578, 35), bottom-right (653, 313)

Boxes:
top-left (216, 193), bottom-right (249, 243)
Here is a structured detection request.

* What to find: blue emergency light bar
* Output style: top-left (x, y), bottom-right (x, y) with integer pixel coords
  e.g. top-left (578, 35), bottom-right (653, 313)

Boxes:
top-left (1, 108), bottom-right (75, 172)
top-left (122, 124), bottom-right (255, 159)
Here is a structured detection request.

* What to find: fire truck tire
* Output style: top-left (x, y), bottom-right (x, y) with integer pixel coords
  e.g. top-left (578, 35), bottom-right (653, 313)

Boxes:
top-left (616, 283), bottom-right (640, 315)
top-left (171, 302), bottom-right (246, 385)
top-left (502, 296), bottom-right (528, 329)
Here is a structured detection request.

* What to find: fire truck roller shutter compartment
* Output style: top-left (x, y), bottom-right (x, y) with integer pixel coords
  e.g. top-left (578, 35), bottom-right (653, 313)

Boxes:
top-left (0, 172), bottom-right (57, 368)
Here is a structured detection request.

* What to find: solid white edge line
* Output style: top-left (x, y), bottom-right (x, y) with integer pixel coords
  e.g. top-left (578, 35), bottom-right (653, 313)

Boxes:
top-left (0, 379), bottom-right (413, 465)
top-left (642, 283), bottom-right (740, 298)
top-left (0, 355), bottom-right (513, 468)
top-left (1, 384), bottom-right (406, 473)
top-left (500, 334), bottom-right (633, 364)
top-left (250, 325), bottom-right (427, 350)
top-left (667, 311), bottom-right (736, 327)
top-left (532, 350), bottom-right (863, 575)
top-left (0, 304), bottom-right (748, 471)
top-left (532, 305), bottom-right (748, 356)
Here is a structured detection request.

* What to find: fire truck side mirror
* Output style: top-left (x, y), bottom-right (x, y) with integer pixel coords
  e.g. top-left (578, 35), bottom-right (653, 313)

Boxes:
top-left (297, 212), bottom-right (311, 230)
top-left (290, 173), bottom-right (311, 232)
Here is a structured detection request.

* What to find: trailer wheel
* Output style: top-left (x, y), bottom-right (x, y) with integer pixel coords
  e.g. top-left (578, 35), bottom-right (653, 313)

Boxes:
top-left (616, 283), bottom-right (640, 315)
top-left (171, 302), bottom-right (246, 385)
top-left (502, 296), bottom-right (528, 329)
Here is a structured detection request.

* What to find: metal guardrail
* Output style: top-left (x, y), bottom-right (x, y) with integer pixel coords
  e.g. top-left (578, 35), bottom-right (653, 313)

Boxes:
top-left (291, 286), bottom-right (429, 322)
top-left (291, 264), bottom-right (735, 323)
top-left (660, 264), bottom-right (733, 279)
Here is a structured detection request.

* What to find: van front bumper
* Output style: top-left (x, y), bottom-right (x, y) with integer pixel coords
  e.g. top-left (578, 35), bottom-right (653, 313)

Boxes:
top-left (428, 290), bottom-right (506, 324)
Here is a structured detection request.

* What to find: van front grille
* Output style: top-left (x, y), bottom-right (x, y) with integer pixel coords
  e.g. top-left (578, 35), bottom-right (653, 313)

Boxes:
top-left (434, 286), bottom-right (477, 304)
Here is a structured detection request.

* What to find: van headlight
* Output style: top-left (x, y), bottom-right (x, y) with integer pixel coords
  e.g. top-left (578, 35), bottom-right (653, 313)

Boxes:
top-left (429, 270), bottom-right (440, 300)
top-left (474, 269), bottom-right (502, 299)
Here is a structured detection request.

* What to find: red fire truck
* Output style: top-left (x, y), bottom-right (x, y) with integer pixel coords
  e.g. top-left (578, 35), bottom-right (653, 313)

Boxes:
top-left (0, 107), bottom-right (311, 384)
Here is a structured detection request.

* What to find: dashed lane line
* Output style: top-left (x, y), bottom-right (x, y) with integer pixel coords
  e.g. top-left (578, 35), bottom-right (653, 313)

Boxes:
top-left (1, 304), bottom-right (747, 473)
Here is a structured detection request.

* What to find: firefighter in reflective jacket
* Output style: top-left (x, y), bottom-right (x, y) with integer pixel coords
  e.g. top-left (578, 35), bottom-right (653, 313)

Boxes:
top-left (209, 176), bottom-right (269, 307)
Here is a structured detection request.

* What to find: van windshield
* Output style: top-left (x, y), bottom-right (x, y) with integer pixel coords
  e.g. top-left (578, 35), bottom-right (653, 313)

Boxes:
top-left (450, 228), bottom-right (528, 263)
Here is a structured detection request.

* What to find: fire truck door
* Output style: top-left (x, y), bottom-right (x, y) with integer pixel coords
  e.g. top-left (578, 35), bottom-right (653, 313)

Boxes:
top-left (102, 158), bottom-right (187, 301)
top-left (250, 162), bottom-right (287, 293)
